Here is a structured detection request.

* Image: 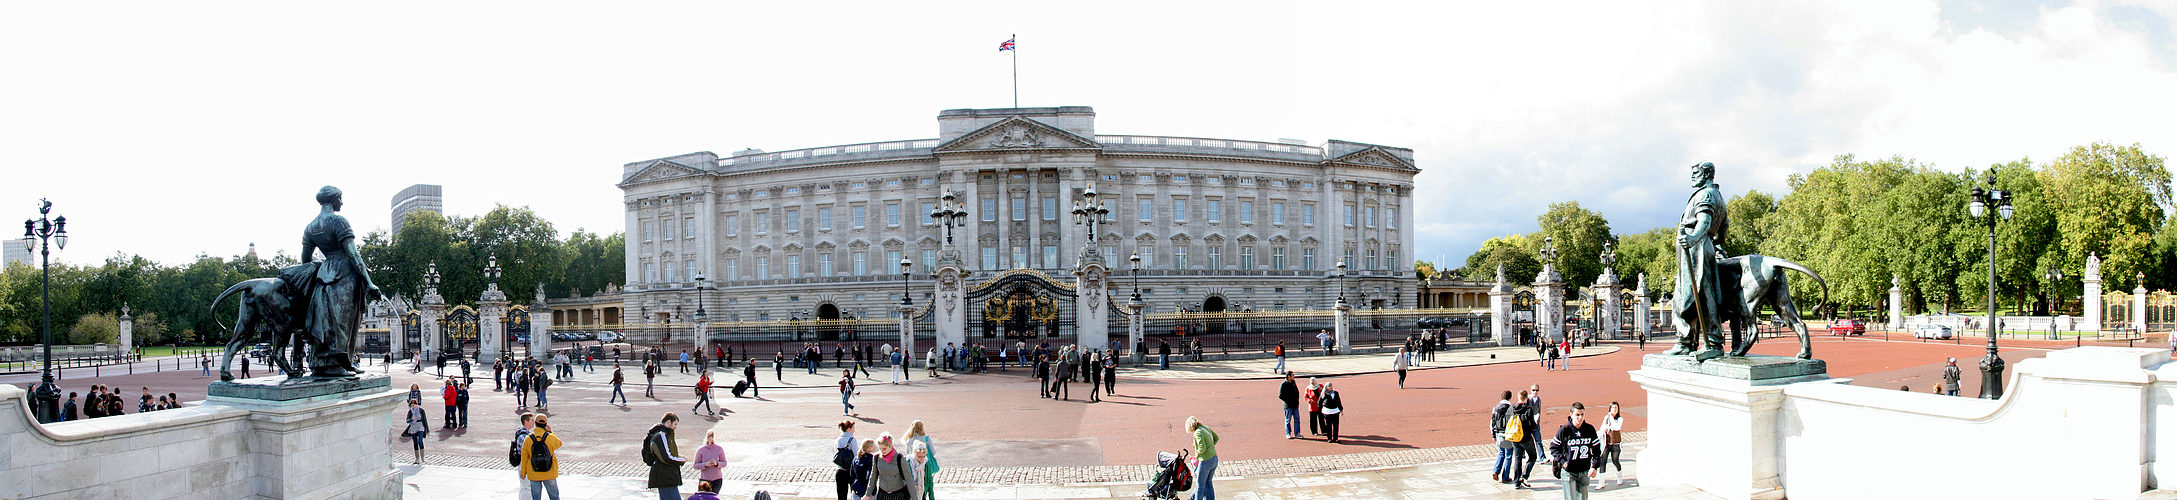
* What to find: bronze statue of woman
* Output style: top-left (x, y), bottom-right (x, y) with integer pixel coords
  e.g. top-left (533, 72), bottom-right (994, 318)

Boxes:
top-left (300, 186), bottom-right (381, 377)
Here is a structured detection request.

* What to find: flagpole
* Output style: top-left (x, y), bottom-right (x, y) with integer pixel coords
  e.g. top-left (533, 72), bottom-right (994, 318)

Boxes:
top-left (1011, 33), bottom-right (1019, 108)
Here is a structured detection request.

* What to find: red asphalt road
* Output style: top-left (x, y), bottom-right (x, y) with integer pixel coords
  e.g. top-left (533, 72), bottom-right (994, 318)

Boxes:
top-left (2, 334), bottom-right (2101, 469)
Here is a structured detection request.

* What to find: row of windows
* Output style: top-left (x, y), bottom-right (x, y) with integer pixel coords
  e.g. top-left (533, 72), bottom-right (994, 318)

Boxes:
top-left (638, 241), bottom-right (1396, 285)
top-left (639, 196), bottom-right (1398, 242)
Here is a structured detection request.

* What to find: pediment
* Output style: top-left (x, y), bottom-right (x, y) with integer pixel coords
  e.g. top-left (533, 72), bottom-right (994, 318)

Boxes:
top-left (1330, 147), bottom-right (1416, 170)
top-left (621, 160), bottom-right (706, 184)
top-left (935, 117), bottom-right (1101, 152)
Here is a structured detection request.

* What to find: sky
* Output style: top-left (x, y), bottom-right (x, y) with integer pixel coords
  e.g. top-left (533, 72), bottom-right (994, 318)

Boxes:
top-left (4, 0), bottom-right (2175, 270)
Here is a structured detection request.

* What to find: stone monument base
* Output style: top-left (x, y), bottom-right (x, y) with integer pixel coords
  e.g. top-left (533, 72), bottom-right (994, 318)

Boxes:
top-left (1630, 354), bottom-right (1834, 500)
top-left (211, 373), bottom-right (404, 499)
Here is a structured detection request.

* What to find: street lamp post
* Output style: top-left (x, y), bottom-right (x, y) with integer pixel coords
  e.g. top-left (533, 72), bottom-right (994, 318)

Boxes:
top-left (20, 199), bottom-right (67, 423)
top-left (693, 271), bottom-right (708, 353)
top-left (930, 192), bottom-right (970, 247)
top-left (1968, 172), bottom-right (2014, 399)
top-left (1129, 253), bottom-right (1144, 303)
top-left (900, 257), bottom-right (914, 306)
top-left (1070, 182), bottom-right (1110, 252)
top-left (2044, 266), bottom-right (2064, 340)
top-left (1335, 260), bottom-right (1349, 307)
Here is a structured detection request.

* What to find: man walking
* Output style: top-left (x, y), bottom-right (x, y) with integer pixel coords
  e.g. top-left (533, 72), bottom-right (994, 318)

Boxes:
top-left (513, 364), bottom-right (530, 409)
top-left (1942, 358), bottom-right (1961, 396)
top-left (744, 362), bottom-right (761, 398)
top-left (1318, 329), bottom-right (1332, 356)
top-left (1553, 402), bottom-right (1604, 499)
top-left (1103, 351), bottom-right (1118, 395)
top-left (1278, 372), bottom-right (1301, 439)
top-left (520, 414), bottom-right (563, 500)
top-left (1490, 390), bottom-right (1516, 483)
top-left (493, 358), bottom-right (506, 391)
top-left (1273, 341), bottom-right (1287, 374)
top-left (1158, 338), bottom-right (1172, 370)
top-left (610, 362), bottom-right (628, 405)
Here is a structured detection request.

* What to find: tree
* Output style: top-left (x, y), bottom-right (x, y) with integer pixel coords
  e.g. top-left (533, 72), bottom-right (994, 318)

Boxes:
top-left (1461, 234), bottom-right (1540, 284)
top-left (2040, 142), bottom-right (2171, 291)
top-left (560, 231), bottom-right (625, 298)
top-left (1534, 201), bottom-right (1614, 287)
top-left (1613, 227), bottom-right (1677, 297)
top-left (68, 311), bottom-right (118, 345)
top-left (1724, 190), bottom-right (1777, 257)
top-left (130, 311), bottom-right (169, 346)
top-left (1413, 260), bottom-right (1439, 280)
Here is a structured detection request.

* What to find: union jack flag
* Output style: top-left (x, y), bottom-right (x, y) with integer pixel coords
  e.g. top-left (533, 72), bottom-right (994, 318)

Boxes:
top-left (999, 37), bottom-right (1016, 51)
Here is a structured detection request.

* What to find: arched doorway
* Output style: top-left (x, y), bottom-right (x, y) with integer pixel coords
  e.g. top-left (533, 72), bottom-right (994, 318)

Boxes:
top-left (817, 303), bottom-right (842, 341)
top-left (1202, 296), bottom-right (1227, 336)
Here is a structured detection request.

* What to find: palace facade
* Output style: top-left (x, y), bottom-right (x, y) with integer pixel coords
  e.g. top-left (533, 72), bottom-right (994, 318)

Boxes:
top-left (611, 106), bottom-right (1418, 342)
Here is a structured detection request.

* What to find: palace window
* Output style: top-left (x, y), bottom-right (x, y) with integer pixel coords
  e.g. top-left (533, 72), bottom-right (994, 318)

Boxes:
top-left (786, 255), bottom-right (801, 277)
top-left (853, 205), bottom-right (867, 228)
top-left (1240, 247), bottom-right (1255, 269)
top-left (818, 207), bottom-right (833, 231)
top-left (1173, 200), bottom-right (1187, 222)
top-left (1302, 204), bottom-right (1316, 225)
top-left (820, 253), bottom-right (834, 276)
top-left (1042, 197), bottom-right (1058, 220)
top-left (1138, 199), bottom-right (1153, 222)
top-left (885, 202), bottom-right (901, 227)
top-left (919, 203), bottom-right (935, 225)
top-left (662, 218), bottom-right (676, 240)
top-left (683, 216), bottom-right (694, 239)
top-left (887, 250), bottom-right (903, 274)
top-left (1208, 247), bottom-right (1222, 270)
top-left (1344, 204), bottom-right (1356, 226)
top-left (1239, 201), bottom-right (1253, 224)
top-left (1012, 197), bottom-right (1027, 221)
top-left (1272, 247), bottom-right (1286, 270)
top-left (981, 246), bottom-right (998, 270)
top-left (853, 252), bottom-right (868, 276)
top-left (981, 199), bottom-right (997, 222)
top-left (725, 260), bottom-right (738, 281)
top-left (1271, 203), bottom-right (1284, 224)
top-left (1206, 200), bottom-right (1221, 223)
top-left (1042, 246), bottom-right (1058, 269)
top-left (1302, 248), bottom-right (1316, 271)
top-left (724, 215), bottom-right (738, 236)
top-left (785, 209), bottom-right (800, 233)
top-left (1173, 247), bottom-right (1188, 269)
top-left (756, 257), bottom-right (769, 279)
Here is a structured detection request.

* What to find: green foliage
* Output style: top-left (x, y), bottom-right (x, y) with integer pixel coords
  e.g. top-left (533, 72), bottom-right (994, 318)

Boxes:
top-left (68, 311), bottom-right (118, 345)
top-left (1534, 201), bottom-right (1614, 287)
top-left (1724, 190), bottom-right (1776, 257)
top-left (1612, 227), bottom-right (1677, 296)
top-left (2040, 142), bottom-right (2171, 291)
top-left (1462, 234), bottom-right (1539, 283)
top-left (1413, 260), bottom-right (1439, 280)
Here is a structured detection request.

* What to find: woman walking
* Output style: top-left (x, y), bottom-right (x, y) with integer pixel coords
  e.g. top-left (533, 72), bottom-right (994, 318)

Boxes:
top-left (906, 420), bottom-right (939, 500)
top-left (403, 400), bottom-right (427, 464)
top-left (1186, 416), bottom-right (1220, 500)
top-left (1085, 353), bottom-right (1102, 403)
top-left (834, 420), bottom-right (858, 500)
top-left (1393, 347), bottom-right (1411, 389)
top-left (1598, 401), bottom-right (1627, 489)
top-left (840, 369), bottom-right (858, 416)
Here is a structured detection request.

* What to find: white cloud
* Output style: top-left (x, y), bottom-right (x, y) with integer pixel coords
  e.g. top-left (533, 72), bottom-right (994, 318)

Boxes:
top-left (0, 0), bottom-right (2170, 273)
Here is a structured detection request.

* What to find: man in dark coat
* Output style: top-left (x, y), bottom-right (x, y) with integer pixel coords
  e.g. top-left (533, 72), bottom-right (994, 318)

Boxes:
top-left (1278, 373), bottom-right (1301, 439)
top-left (643, 413), bottom-right (687, 498)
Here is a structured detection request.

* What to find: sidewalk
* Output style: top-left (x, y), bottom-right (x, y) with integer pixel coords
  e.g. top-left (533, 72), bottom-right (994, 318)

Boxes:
top-left (1118, 345), bottom-right (1619, 380)
top-left (402, 440), bottom-right (1707, 499)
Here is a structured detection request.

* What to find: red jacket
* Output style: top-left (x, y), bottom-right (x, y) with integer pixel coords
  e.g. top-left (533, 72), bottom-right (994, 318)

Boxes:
top-left (695, 375), bottom-right (712, 393)
top-left (441, 385), bottom-right (458, 406)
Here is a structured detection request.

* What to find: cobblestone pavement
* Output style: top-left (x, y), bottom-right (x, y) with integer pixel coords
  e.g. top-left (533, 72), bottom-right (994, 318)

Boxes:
top-left (1119, 345), bottom-right (1619, 380)
top-left (403, 439), bottom-right (1709, 499)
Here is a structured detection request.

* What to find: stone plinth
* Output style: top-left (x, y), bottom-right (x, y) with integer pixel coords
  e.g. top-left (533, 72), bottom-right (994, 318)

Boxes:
top-left (1072, 255), bottom-right (1110, 353)
top-left (1333, 300), bottom-right (1353, 354)
top-left (1631, 354), bottom-right (1832, 500)
top-left (1, 374), bottom-right (401, 499)
top-left (934, 261), bottom-right (967, 350)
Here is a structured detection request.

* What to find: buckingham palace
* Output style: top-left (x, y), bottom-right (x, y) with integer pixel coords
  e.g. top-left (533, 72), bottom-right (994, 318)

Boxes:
top-left (611, 106), bottom-right (1418, 344)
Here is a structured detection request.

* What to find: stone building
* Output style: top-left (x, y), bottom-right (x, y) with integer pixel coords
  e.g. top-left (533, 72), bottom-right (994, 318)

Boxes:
top-left (612, 106), bottom-right (1417, 343)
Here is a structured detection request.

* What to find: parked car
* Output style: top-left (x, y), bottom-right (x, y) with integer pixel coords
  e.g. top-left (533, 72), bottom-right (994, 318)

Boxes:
top-left (597, 331), bottom-right (623, 343)
top-left (1416, 318), bottom-right (1448, 329)
top-left (1912, 324), bottom-right (1954, 340)
top-left (1828, 319), bottom-right (1866, 336)
top-left (247, 342), bottom-right (272, 360)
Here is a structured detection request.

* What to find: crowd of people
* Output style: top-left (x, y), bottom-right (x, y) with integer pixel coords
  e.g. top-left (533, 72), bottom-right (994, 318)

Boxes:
top-left (57, 384), bottom-right (185, 421)
top-left (1487, 384), bottom-right (1628, 496)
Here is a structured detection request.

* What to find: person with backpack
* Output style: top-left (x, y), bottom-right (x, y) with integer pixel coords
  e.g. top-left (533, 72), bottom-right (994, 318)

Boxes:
top-left (1551, 402), bottom-right (1603, 499)
top-left (834, 420), bottom-right (858, 500)
top-left (861, 433), bottom-right (912, 500)
top-left (1490, 391), bottom-right (1517, 483)
top-left (509, 413), bottom-right (536, 497)
top-left (521, 414), bottom-right (563, 500)
top-left (1511, 389), bottom-right (1540, 489)
top-left (1273, 341), bottom-right (1287, 374)
top-left (693, 371), bottom-right (717, 417)
top-left (403, 399), bottom-right (427, 464)
top-left (643, 413), bottom-right (688, 500)
top-left (849, 438), bottom-right (876, 500)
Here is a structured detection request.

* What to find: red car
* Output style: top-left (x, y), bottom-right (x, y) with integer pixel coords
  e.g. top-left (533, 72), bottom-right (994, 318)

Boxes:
top-left (1828, 319), bottom-right (1866, 336)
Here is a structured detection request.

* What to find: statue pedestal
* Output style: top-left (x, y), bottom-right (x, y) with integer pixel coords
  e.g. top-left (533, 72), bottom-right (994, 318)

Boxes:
top-left (1630, 354), bottom-right (1832, 500)
top-left (204, 373), bottom-right (403, 499)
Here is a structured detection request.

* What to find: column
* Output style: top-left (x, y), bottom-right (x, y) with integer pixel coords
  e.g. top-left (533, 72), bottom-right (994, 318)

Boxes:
top-left (1888, 275), bottom-right (1904, 329)
top-left (118, 304), bottom-right (134, 355)
top-left (1490, 265), bottom-right (1516, 346)
top-left (1635, 274), bottom-right (1652, 340)
top-left (2083, 254), bottom-right (2103, 333)
top-left (390, 311), bottom-right (408, 356)
top-left (1127, 297), bottom-right (1146, 365)
top-left (1073, 255), bottom-right (1111, 354)
top-left (898, 304), bottom-right (917, 365)
top-left (1333, 299), bottom-right (1353, 354)
top-left (1595, 268), bottom-right (1621, 340)
top-left (531, 301), bottom-right (553, 360)
top-left (478, 284), bottom-right (508, 361)
top-left (934, 259), bottom-right (967, 350)
top-left (420, 292), bottom-right (446, 364)
top-left (1536, 263), bottom-right (1565, 344)
top-left (2134, 274), bottom-right (2148, 335)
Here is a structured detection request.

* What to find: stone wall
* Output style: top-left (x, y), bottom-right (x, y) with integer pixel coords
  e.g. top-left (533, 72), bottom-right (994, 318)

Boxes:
top-left (0, 382), bottom-right (402, 499)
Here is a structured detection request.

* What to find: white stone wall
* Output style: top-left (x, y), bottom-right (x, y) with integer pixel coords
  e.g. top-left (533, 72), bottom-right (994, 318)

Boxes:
top-left (0, 383), bottom-right (401, 499)
top-left (1638, 347), bottom-right (2173, 500)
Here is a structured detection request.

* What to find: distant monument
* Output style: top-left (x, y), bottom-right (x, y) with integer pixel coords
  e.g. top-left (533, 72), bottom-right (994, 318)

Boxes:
top-left (212, 186), bottom-right (383, 380)
top-left (1665, 162), bottom-right (1828, 362)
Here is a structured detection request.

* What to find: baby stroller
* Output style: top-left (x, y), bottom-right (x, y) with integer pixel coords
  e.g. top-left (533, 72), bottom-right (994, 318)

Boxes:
top-left (1145, 448), bottom-right (1193, 499)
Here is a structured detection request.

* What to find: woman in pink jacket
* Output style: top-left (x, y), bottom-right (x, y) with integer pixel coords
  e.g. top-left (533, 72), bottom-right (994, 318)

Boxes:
top-left (694, 429), bottom-right (727, 486)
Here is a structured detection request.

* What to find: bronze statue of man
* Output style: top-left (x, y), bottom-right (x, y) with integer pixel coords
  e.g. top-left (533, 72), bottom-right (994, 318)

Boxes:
top-left (300, 186), bottom-right (381, 377)
top-left (1669, 162), bottom-right (1729, 360)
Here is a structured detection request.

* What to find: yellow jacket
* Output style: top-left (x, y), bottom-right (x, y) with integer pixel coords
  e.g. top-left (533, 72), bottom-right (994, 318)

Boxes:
top-left (521, 430), bottom-right (564, 481)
